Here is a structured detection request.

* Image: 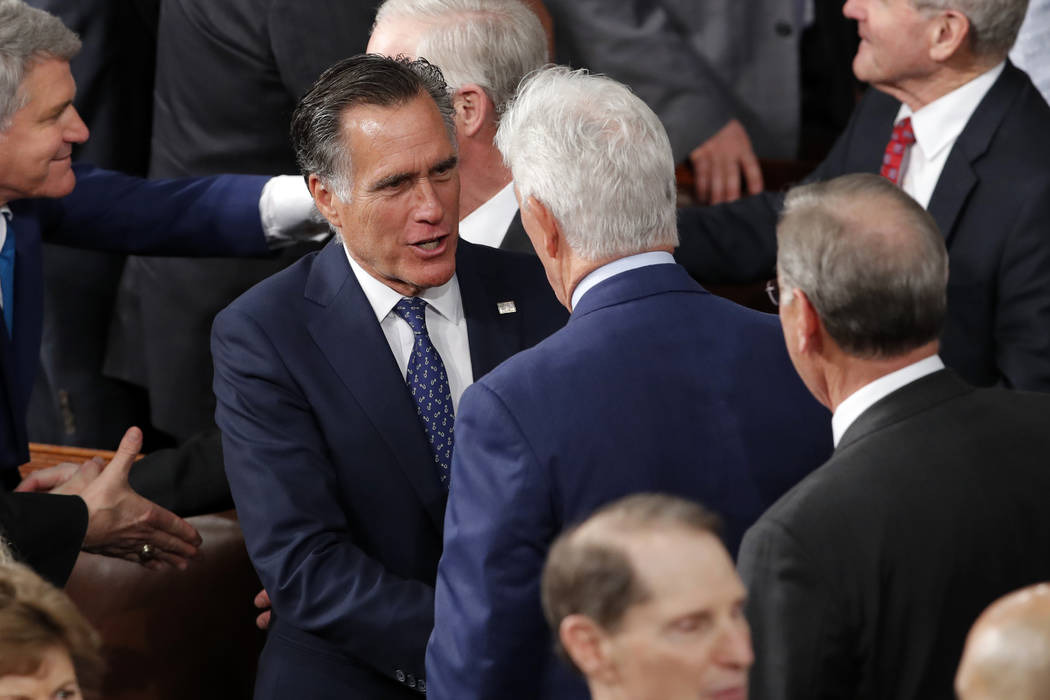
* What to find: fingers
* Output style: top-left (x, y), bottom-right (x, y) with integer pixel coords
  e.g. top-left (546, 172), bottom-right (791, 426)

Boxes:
top-left (691, 150), bottom-right (711, 203)
top-left (256, 610), bottom-right (272, 630)
top-left (142, 501), bottom-right (203, 554)
top-left (254, 588), bottom-right (271, 609)
top-left (690, 118), bottom-right (764, 205)
top-left (741, 150), bottom-right (764, 197)
top-left (106, 426), bottom-right (145, 481)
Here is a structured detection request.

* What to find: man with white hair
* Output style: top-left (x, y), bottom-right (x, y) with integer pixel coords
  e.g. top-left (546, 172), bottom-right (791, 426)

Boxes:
top-left (956, 583), bottom-right (1050, 700)
top-left (367, 0), bottom-right (548, 253)
top-left (426, 66), bottom-right (831, 700)
top-left (676, 0), bottom-right (1050, 393)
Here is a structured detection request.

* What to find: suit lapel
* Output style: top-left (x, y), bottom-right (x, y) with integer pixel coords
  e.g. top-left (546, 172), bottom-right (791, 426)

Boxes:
top-left (304, 242), bottom-right (446, 531)
top-left (837, 370), bottom-right (973, 452)
top-left (926, 63), bottom-right (1022, 245)
top-left (455, 242), bottom-right (523, 379)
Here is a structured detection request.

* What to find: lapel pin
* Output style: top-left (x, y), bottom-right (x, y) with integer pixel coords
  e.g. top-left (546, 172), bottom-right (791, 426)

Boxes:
top-left (497, 301), bottom-right (517, 315)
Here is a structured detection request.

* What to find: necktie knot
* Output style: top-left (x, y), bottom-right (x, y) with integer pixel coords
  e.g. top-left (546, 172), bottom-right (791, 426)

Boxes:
top-left (394, 297), bottom-right (429, 336)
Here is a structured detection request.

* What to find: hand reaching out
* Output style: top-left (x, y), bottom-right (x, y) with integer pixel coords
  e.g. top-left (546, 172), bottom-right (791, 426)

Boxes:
top-left (690, 118), bottom-right (764, 205)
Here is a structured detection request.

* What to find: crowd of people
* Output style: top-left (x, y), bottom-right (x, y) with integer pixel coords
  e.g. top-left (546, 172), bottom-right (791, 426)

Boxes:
top-left (2, 0), bottom-right (1050, 698)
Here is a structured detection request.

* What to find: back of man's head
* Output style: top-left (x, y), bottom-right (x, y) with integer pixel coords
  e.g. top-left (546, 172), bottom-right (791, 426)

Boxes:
top-left (776, 173), bottom-right (949, 359)
top-left (956, 583), bottom-right (1050, 700)
top-left (373, 0), bottom-right (546, 114)
top-left (914, 0), bottom-right (1028, 60)
top-left (496, 67), bottom-right (679, 262)
top-left (0, 0), bottom-right (80, 128)
top-left (290, 53), bottom-right (455, 199)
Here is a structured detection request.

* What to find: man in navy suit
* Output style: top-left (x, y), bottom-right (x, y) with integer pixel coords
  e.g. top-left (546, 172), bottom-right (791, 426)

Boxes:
top-left (425, 67), bottom-right (832, 700)
top-left (212, 55), bottom-right (565, 699)
top-left (675, 0), bottom-right (1050, 392)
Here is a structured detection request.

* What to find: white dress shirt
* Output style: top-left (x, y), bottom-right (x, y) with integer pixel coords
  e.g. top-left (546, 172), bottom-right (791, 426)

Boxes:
top-left (0, 206), bottom-right (12, 312)
top-left (896, 62), bottom-right (1004, 208)
top-left (831, 354), bottom-right (945, 446)
top-left (458, 181), bottom-right (520, 249)
top-left (571, 251), bottom-right (677, 311)
top-left (343, 243), bottom-right (473, 413)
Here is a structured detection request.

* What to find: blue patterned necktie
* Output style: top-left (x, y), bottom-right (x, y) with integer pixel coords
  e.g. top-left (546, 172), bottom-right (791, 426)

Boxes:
top-left (393, 297), bottom-right (454, 488)
top-left (0, 218), bottom-right (14, 338)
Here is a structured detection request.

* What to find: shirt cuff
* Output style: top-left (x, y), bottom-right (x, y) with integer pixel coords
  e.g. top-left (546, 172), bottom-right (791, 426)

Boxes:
top-left (259, 175), bottom-right (332, 248)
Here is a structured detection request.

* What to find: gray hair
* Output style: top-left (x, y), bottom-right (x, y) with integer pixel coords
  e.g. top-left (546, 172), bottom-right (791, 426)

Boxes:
top-left (290, 54), bottom-right (455, 199)
top-left (541, 493), bottom-right (721, 672)
top-left (914, 0), bottom-right (1029, 58)
top-left (374, 0), bottom-right (546, 114)
top-left (0, 0), bottom-right (81, 129)
top-left (777, 173), bottom-right (949, 358)
top-left (496, 67), bottom-right (678, 262)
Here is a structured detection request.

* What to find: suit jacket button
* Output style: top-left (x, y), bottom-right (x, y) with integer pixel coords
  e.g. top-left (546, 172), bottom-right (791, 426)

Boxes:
top-left (407, 674), bottom-right (416, 688)
top-left (775, 20), bottom-right (793, 37)
top-left (396, 670), bottom-right (406, 683)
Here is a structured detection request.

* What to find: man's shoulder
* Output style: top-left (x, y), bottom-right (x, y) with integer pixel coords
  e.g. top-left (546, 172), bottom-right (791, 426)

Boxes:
top-left (216, 243), bottom-right (328, 327)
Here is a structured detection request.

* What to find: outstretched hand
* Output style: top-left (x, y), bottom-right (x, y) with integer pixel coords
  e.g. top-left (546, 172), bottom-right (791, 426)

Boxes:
top-left (254, 588), bottom-right (272, 630)
top-left (74, 427), bottom-right (202, 570)
top-left (15, 457), bottom-right (104, 493)
top-left (690, 118), bottom-right (764, 205)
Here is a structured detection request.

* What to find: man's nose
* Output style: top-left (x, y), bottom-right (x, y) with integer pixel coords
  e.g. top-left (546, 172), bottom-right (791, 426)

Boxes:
top-left (65, 105), bottom-right (89, 144)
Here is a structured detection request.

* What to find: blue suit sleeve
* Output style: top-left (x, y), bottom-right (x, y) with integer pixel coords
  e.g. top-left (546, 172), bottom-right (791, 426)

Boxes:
top-left (427, 382), bottom-right (557, 700)
top-left (38, 163), bottom-right (269, 256)
top-left (212, 307), bottom-right (433, 683)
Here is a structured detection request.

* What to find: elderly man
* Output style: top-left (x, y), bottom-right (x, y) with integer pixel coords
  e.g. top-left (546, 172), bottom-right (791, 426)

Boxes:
top-left (676, 0), bottom-right (1050, 392)
top-left (737, 173), bottom-right (1050, 700)
top-left (542, 493), bottom-right (753, 700)
top-left (367, 0), bottom-right (547, 253)
top-left (212, 55), bottom-right (565, 699)
top-left (426, 67), bottom-right (830, 700)
top-left (956, 583), bottom-right (1050, 700)
top-left (0, 0), bottom-right (318, 584)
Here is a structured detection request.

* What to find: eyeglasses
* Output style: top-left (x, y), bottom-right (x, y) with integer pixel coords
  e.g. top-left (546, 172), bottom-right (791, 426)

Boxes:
top-left (764, 278), bottom-right (780, 307)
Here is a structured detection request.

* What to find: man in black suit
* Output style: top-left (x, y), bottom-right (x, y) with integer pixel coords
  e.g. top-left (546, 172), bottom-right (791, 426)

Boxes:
top-left (213, 55), bottom-right (565, 698)
top-left (737, 173), bottom-right (1050, 700)
top-left (676, 0), bottom-right (1050, 392)
top-left (367, 0), bottom-right (548, 255)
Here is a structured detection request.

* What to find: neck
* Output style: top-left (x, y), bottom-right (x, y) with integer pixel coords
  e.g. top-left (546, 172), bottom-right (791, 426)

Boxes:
top-left (457, 139), bottom-right (512, 220)
top-left (563, 246), bottom-right (674, 310)
top-left (880, 57), bottom-right (996, 112)
top-left (823, 341), bottom-right (940, 412)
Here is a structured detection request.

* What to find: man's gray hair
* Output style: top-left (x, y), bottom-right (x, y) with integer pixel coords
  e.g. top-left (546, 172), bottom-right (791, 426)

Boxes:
top-left (374, 0), bottom-right (546, 114)
top-left (496, 67), bottom-right (678, 262)
top-left (777, 173), bottom-right (949, 358)
top-left (290, 54), bottom-right (455, 199)
top-left (914, 0), bottom-right (1029, 58)
top-left (0, 0), bottom-right (80, 129)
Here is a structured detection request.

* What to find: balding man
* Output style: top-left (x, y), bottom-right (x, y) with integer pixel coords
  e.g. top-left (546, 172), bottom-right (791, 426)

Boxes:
top-left (956, 583), bottom-right (1050, 700)
top-left (368, 0), bottom-right (548, 253)
top-left (677, 0), bottom-right (1050, 393)
top-left (738, 173), bottom-right (1050, 700)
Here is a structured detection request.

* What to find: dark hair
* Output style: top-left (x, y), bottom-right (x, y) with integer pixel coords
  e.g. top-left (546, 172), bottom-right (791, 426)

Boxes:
top-left (0, 563), bottom-right (103, 696)
top-left (290, 53), bottom-right (455, 197)
top-left (541, 493), bottom-right (721, 671)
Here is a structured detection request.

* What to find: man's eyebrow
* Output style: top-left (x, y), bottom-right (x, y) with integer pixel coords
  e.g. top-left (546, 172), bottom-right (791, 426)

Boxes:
top-left (369, 155), bottom-right (459, 191)
top-left (430, 155), bottom-right (458, 174)
top-left (45, 99), bottom-right (74, 119)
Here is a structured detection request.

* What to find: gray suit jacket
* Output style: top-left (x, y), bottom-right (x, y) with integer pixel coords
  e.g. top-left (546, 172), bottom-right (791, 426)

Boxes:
top-left (545, 0), bottom-right (802, 160)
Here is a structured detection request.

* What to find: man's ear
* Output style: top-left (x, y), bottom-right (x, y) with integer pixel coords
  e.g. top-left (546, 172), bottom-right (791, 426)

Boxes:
top-left (559, 615), bottom-right (612, 679)
top-left (453, 84), bottom-right (495, 138)
top-left (793, 289), bottom-right (825, 356)
top-left (524, 195), bottom-right (561, 260)
top-left (308, 173), bottom-right (341, 229)
top-left (928, 8), bottom-right (971, 62)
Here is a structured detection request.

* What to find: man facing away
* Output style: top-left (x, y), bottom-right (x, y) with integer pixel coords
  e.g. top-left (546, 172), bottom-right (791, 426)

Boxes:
top-left (212, 55), bottom-right (565, 699)
top-left (675, 0), bottom-right (1050, 393)
top-left (738, 173), bottom-right (1050, 700)
top-left (367, 0), bottom-right (547, 254)
top-left (426, 66), bottom-right (831, 700)
top-left (542, 493), bottom-right (753, 700)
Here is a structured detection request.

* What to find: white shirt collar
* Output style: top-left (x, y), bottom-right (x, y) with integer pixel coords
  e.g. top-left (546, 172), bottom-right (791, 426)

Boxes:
top-left (570, 251), bottom-right (676, 311)
top-left (458, 181), bottom-right (519, 249)
top-left (831, 354), bottom-right (945, 446)
top-left (0, 205), bottom-right (12, 259)
top-left (342, 240), bottom-right (462, 324)
top-left (896, 62), bottom-right (1005, 162)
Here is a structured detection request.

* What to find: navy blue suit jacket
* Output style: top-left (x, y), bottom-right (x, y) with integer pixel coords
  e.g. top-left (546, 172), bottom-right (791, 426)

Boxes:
top-left (0, 163), bottom-right (267, 582)
top-left (427, 262), bottom-right (832, 700)
top-left (675, 62), bottom-right (1050, 391)
top-left (212, 239), bottom-right (566, 699)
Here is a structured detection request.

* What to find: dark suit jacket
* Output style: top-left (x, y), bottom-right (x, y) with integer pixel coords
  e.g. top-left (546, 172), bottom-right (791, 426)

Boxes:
top-left (426, 262), bottom-right (832, 700)
top-left (499, 211), bottom-right (533, 255)
top-left (738, 370), bottom-right (1050, 700)
top-left (0, 164), bottom-right (268, 580)
top-left (106, 0), bottom-right (375, 442)
top-left (212, 239), bottom-right (566, 699)
top-left (676, 62), bottom-right (1050, 391)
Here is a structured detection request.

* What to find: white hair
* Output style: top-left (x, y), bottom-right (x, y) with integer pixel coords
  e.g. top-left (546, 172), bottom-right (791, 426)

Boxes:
top-left (496, 67), bottom-right (678, 262)
top-left (374, 0), bottom-right (546, 113)
top-left (914, 0), bottom-right (1029, 58)
top-left (0, 0), bottom-right (80, 129)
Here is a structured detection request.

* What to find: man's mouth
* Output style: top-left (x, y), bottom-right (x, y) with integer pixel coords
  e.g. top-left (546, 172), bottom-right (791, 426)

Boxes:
top-left (412, 233), bottom-right (448, 251)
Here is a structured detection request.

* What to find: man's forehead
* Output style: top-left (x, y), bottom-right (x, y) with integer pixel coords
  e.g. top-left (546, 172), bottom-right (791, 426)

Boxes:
top-left (339, 95), bottom-right (452, 158)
